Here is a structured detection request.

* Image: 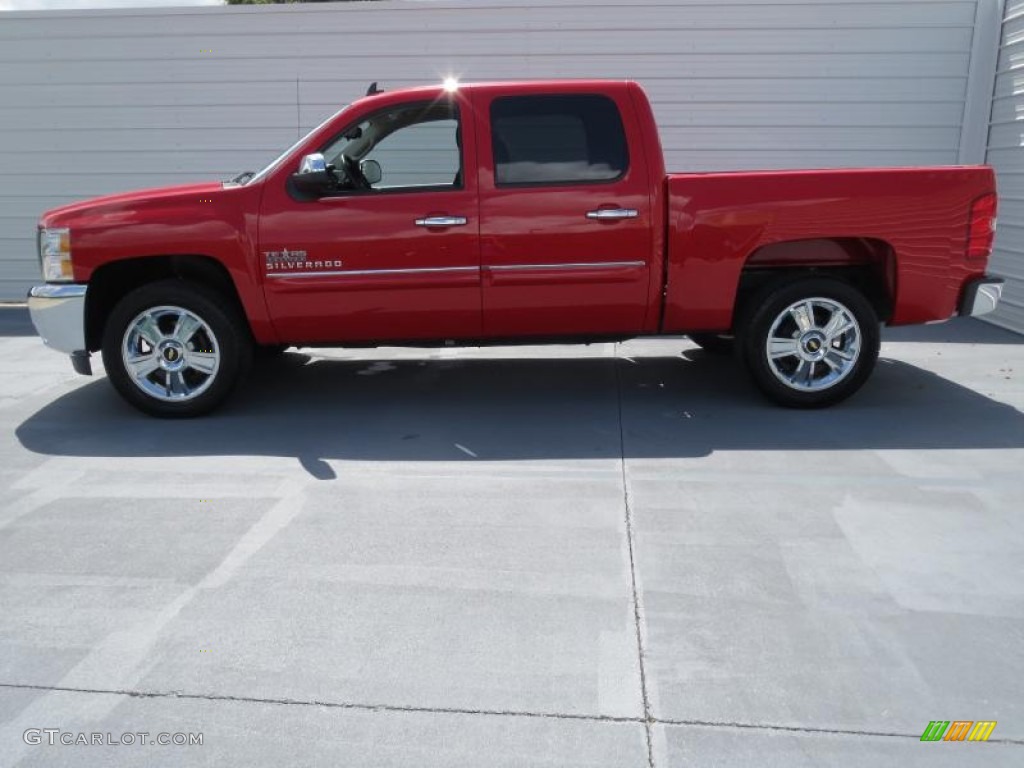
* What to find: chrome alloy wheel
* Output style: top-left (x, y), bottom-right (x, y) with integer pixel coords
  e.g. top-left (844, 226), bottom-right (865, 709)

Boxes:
top-left (121, 305), bottom-right (221, 402)
top-left (765, 297), bottom-right (861, 392)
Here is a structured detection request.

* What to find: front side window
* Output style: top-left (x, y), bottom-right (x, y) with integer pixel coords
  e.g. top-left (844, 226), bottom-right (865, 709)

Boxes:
top-left (490, 94), bottom-right (628, 186)
top-left (321, 101), bottom-right (461, 192)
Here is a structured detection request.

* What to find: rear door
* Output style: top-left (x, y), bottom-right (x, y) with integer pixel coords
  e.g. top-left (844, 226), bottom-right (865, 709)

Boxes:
top-left (476, 86), bottom-right (653, 337)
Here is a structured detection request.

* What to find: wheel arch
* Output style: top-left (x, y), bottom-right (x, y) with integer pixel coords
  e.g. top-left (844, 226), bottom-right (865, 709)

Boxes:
top-left (733, 237), bottom-right (896, 330)
top-left (85, 254), bottom-right (248, 352)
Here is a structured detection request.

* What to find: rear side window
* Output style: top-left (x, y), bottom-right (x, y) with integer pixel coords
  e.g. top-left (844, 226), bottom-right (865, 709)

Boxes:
top-left (490, 94), bottom-right (628, 186)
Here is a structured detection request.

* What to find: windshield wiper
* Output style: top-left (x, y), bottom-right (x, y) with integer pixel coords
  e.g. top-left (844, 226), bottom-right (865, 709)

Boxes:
top-left (231, 171), bottom-right (255, 184)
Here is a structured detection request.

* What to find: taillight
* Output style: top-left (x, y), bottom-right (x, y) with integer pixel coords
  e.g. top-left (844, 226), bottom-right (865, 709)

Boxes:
top-left (967, 193), bottom-right (997, 261)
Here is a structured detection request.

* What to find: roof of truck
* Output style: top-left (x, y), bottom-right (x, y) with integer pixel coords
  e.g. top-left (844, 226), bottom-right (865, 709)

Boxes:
top-left (353, 79), bottom-right (638, 106)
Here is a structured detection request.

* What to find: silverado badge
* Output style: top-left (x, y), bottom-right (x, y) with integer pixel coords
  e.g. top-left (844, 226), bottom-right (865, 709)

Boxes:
top-left (264, 248), bottom-right (342, 273)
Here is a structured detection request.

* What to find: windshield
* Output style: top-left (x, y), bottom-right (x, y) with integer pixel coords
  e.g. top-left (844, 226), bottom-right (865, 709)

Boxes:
top-left (238, 105), bottom-right (351, 186)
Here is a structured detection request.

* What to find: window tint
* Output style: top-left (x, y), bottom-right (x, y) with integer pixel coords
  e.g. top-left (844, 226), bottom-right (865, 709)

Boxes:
top-left (490, 95), bottom-right (628, 186)
top-left (321, 101), bottom-right (461, 191)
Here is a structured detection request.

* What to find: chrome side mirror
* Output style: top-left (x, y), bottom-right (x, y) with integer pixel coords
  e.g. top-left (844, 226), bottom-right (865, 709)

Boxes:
top-left (298, 153), bottom-right (327, 175)
top-left (290, 153), bottom-right (337, 199)
top-left (360, 159), bottom-right (382, 186)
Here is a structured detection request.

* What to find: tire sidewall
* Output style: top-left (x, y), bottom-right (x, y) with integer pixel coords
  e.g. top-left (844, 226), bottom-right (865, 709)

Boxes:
top-left (739, 277), bottom-right (880, 408)
top-left (101, 279), bottom-right (251, 417)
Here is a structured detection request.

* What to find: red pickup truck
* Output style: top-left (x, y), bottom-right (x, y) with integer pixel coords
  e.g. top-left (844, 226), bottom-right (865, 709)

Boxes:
top-left (28, 79), bottom-right (1001, 417)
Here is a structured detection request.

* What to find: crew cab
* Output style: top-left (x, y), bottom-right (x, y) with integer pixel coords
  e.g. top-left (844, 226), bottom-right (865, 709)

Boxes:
top-left (27, 79), bottom-right (1002, 417)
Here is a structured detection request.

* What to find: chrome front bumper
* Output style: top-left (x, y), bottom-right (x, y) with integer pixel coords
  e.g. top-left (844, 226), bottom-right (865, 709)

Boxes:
top-left (27, 283), bottom-right (92, 375)
top-left (959, 276), bottom-right (1004, 318)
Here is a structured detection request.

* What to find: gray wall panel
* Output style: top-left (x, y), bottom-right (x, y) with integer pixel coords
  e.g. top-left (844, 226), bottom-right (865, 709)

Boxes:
top-left (0, 0), bottom-right (984, 300)
top-left (0, 52), bottom-right (974, 83)
top-left (0, 29), bottom-right (977, 60)
top-left (986, 0), bottom-right (1024, 333)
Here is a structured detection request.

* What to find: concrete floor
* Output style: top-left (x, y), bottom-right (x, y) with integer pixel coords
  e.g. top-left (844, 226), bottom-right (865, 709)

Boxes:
top-left (1, 307), bottom-right (1022, 767)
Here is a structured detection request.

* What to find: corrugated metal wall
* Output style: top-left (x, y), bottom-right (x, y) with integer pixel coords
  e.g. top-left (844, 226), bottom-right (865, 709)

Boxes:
top-left (0, 0), bottom-right (985, 299)
top-left (987, 0), bottom-right (1024, 333)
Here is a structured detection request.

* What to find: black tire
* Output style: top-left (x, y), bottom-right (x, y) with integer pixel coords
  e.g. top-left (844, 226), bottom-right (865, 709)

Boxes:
top-left (738, 277), bottom-right (880, 408)
top-left (688, 332), bottom-right (735, 355)
top-left (101, 279), bottom-right (252, 417)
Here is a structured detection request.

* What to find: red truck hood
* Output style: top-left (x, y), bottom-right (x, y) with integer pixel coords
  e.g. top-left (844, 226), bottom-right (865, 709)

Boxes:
top-left (40, 181), bottom-right (226, 228)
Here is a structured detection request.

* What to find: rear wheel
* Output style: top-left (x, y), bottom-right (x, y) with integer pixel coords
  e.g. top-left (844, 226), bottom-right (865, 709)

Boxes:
top-left (738, 277), bottom-right (879, 408)
top-left (101, 280), bottom-right (252, 417)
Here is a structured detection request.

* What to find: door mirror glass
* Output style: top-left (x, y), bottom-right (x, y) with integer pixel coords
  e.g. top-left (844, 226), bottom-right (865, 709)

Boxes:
top-left (360, 159), bottom-right (382, 186)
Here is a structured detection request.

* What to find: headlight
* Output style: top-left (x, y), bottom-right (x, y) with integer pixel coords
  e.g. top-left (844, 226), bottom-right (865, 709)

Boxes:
top-left (39, 227), bottom-right (73, 282)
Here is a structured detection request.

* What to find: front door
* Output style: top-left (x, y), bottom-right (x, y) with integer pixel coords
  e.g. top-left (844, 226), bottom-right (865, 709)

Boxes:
top-left (259, 95), bottom-right (481, 344)
top-left (476, 88), bottom-right (653, 337)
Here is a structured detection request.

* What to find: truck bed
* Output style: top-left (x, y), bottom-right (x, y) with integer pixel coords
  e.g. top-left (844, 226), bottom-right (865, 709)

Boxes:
top-left (661, 166), bottom-right (995, 332)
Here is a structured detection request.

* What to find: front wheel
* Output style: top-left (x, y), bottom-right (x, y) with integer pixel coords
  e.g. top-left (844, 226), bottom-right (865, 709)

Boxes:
top-left (738, 278), bottom-right (880, 408)
top-left (101, 280), bottom-right (252, 417)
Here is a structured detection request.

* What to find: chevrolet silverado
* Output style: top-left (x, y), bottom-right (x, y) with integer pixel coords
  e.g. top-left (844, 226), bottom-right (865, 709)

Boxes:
top-left (28, 79), bottom-right (1002, 416)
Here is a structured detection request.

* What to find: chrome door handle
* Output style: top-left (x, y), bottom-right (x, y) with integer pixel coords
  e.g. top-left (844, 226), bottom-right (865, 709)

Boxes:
top-left (586, 208), bottom-right (638, 220)
top-left (415, 216), bottom-right (468, 227)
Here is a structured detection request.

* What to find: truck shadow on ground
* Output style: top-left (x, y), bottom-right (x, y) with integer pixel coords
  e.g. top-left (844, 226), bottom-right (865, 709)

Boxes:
top-left (0, 307), bottom-right (36, 337)
top-left (16, 350), bottom-right (1024, 478)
